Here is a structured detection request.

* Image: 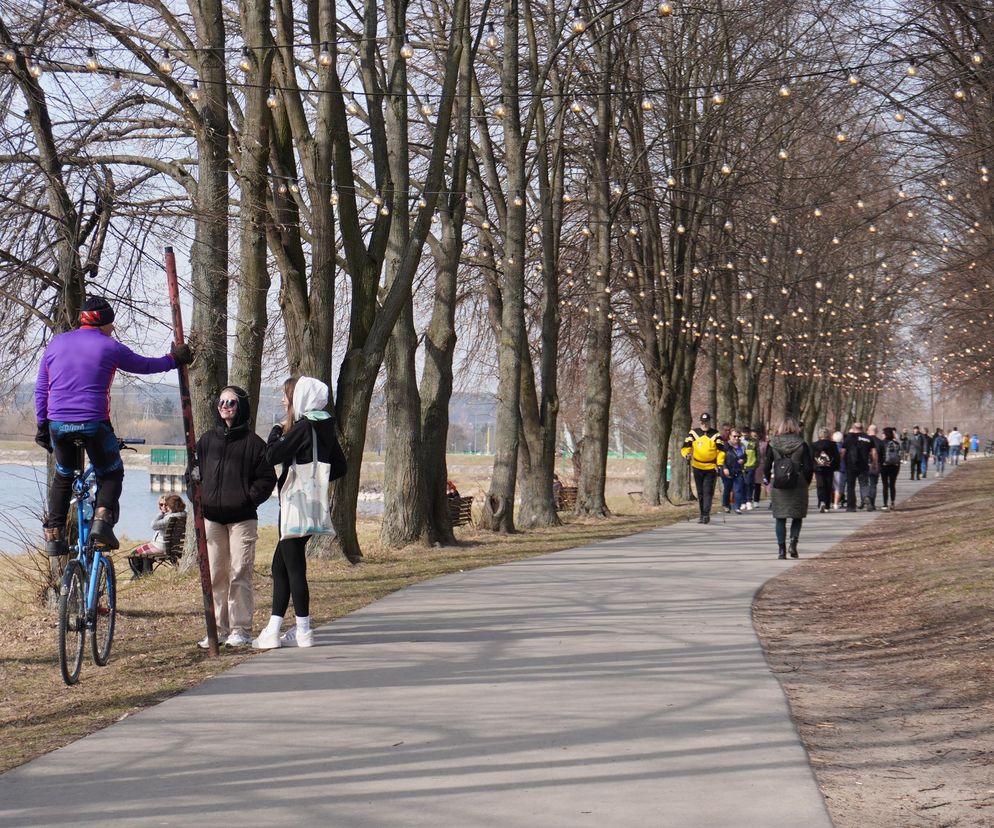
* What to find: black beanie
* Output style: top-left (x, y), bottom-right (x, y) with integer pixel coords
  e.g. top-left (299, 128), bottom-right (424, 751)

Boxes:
top-left (80, 296), bottom-right (115, 327)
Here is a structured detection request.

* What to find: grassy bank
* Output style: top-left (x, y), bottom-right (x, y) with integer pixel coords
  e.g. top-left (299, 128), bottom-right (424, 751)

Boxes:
top-left (0, 495), bottom-right (683, 773)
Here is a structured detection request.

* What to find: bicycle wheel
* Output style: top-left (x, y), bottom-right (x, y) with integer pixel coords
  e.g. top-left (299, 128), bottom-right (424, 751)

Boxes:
top-left (58, 561), bottom-right (86, 685)
top-left (90, 556), bottom-right (116, 666)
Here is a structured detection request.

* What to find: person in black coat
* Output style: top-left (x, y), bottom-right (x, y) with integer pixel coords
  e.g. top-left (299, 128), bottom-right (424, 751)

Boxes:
top-left (195, 385), bottom-right (277, 648)
top-left (253, 376), bottom-right (346, 650)
top-left (810, 428), bottom-right (840, 513)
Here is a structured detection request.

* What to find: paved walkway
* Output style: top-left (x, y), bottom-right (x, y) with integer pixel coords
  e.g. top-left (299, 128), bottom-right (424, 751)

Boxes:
top-left (0, 475), bottom-right (936, 826)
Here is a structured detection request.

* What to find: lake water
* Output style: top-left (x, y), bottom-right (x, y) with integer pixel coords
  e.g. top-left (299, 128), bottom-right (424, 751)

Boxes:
top-left (0, 463), bottom-right (381, 554)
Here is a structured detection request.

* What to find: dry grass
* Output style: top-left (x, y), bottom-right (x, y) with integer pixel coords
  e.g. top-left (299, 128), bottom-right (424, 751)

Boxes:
top-left (0, 494), bottom-right (683, 773)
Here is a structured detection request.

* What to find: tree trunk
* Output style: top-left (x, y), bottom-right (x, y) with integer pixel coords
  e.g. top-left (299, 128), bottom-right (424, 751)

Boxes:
top-left (576, 51), bottom-right (613, 518)
top-left (229, 0), bottom-right (272, 427)
top-left (479, 0), bottom-right (526, 533)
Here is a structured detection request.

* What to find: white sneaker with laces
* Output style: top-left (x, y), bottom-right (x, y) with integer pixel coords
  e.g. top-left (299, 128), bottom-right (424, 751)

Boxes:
top-left (197, 634), bottom-right (226, 650)
top-left (225, 631), bottom-right (252, 647)
top-left (280, 626), bottom-right (314, 648)
top-left (252, 627), bottom-right (282, 650)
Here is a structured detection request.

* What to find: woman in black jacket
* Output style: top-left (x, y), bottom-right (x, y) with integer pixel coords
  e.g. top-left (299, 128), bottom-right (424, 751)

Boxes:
top-left (810, 428), bottom-right (840, 513)
top-left (196, 385), bottom-right (277, 648)
top-left (253, 376), bottom-right (346, 649)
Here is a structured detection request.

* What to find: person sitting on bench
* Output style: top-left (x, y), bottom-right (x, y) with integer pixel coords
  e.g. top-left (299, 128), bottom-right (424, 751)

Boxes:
top-left (128, 494), bottom-right (186, 578)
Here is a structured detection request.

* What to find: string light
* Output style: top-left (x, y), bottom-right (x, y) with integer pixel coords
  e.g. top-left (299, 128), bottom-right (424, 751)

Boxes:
top-left (571, 7), bottom-right (587, 34)
top-left (399, 42), bottom-right (414, 60)
top-left (110, 71), bottom-right (122, 92)
top-left (189, 78), bottom-right (201, 103)
top-left (158, 48), bottom-right (173, 74)
top-left (239, 48), bottom-right (252, 72)
top-left (835, 124), bottom-right (847, 143)
top-left (318, 43), bottom-right (332, 67)
top-left (266, 87), bottom-right (279, 109)
top-left (485, 23), bottom-right (499, 51)
top-left (2, 47), bottom-right (15, 64)
top-left (85, 48), bottom-right (98, 72)
top-left (658, 2), bottom-right (674, 16)
top-left (28, 59), bottom-right (42, 78)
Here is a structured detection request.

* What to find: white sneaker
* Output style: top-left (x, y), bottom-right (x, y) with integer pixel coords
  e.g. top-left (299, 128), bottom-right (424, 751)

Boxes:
top-left (225, 631), bottom-right (252, 647)
top-left (197, 634), bottom-right (226, 649)
top-left (252, 628), bottom-right (282, 650)
top-left (280, 626), bottom-right (315, 648)
top-left (746, 502), bottom-right (754, 511)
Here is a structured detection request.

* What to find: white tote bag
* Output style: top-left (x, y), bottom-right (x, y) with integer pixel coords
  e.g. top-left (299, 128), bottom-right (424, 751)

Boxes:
top-left (279, 427), bottom-right (335, 539)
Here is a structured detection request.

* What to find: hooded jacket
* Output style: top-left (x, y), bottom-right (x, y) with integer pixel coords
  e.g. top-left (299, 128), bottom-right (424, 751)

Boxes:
top-left (195, 385), bottom-right (277, 524)
top-left (266, 377), bottom-right (347, 494)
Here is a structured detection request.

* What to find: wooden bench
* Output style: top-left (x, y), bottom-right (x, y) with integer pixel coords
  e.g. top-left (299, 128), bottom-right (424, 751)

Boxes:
top-left (556, 486), bottom-right (578, 512)
top-left (448, 495), bottom-right (474, 527)
top-left (126, 513), bottom-right (187, 579)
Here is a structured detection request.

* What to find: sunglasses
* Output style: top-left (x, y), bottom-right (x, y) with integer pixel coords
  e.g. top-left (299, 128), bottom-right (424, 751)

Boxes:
top-left (217, 399), bottom-right (238, 408)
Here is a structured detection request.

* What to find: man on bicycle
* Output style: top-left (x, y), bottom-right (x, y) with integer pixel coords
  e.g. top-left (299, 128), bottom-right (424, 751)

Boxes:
top-left (34, 296), bottom-right (192, 555)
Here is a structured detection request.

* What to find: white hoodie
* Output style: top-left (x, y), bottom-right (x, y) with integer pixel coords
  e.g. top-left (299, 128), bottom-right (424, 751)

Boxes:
top-left (948, 429), bottom-right (963, 447)
top-left (292, 377), bottom-right (331, 422)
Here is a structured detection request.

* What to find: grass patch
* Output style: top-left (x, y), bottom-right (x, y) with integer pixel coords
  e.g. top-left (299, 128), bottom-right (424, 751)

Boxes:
top-left (0, 494), bottom-right (684, 773)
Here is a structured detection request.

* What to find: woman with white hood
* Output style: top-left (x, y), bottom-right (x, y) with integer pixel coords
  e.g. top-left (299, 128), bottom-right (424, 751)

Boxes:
top-left (253, 377), bottom-right (346, 649)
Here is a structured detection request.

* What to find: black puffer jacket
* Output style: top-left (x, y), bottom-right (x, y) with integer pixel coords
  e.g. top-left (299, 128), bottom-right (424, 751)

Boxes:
top-left (196, 386), bottom-right (277, 524)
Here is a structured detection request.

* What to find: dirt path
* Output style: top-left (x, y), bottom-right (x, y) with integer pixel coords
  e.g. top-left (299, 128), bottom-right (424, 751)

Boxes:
top-left (755, 462), bottom-right (994, 827)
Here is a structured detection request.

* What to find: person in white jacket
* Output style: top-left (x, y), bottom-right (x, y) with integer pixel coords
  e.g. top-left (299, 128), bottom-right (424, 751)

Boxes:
top-left (947, 427), bottom-right (963, 466)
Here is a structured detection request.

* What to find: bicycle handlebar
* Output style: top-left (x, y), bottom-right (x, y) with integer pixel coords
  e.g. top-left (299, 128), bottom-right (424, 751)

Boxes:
top-left (118, 437), bottom-right (145, 451)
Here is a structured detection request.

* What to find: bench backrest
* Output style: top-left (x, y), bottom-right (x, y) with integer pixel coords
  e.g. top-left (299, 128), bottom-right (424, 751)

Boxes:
top-left (161, 513), bottom-right (188, 558)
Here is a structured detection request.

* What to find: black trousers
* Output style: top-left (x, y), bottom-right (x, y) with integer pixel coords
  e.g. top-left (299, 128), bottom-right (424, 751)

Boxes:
top-left (880, 466), bottom-right (898, 506)
top-left (272, 535), bottom-right (310, 618)
top-left (814, 469), bottom-right (834, 508)
top-left (693, 467), bottom-right (717, 516)
top-left (846, 468), bottom-right (869, 508)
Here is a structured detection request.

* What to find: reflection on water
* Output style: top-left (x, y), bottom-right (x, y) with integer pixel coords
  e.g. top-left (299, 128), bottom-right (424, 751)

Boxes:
top-left (0, 463), bottom-right (382, 554)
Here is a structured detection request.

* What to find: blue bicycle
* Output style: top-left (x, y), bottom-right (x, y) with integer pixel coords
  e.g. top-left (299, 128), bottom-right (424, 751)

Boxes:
top-left (57, 436), bottom-right (144, 685)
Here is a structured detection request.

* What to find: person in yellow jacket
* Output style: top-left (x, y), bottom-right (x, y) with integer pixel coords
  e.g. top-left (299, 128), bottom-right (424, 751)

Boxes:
top-left (681, 412), bottom-right (726, 524)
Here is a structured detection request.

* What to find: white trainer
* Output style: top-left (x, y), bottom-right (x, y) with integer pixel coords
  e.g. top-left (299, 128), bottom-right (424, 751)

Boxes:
top-left (251, 627), bottom-right (282, 650)
top-left (225, 631), bottom-right (252, 647)
top-left (197, 634), bottom-right (226, 649)
top-left (280, 626), bottom-right (314, 648)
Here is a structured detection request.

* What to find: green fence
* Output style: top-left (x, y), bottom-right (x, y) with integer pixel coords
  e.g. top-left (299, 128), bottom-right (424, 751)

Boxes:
top-left (150, 448), bottom-right (187, 465)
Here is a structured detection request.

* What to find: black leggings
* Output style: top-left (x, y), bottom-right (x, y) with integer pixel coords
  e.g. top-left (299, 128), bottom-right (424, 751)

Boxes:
top-left (272, 536), bottom-right (310, 618)
top-left (880, 466), bottom-right (898, 506)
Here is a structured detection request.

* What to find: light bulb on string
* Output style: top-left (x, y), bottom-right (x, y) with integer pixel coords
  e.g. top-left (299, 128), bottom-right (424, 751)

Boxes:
top-left (666, 175), bottom-right (677, 187)
top-left (330, 192), bottom-right (339, 206)
top-left (835, 124), bottom-right (847, 143)
top-left (954, 86), bottom-right (966, 100)
top-left (372, 193), bottom-right (384, 207)
top-left (189, 78), bottom-right (202, 103)
top-left (778, 79), bottom-right (791, 98)
top-left (570, 99), bottom-right (583, 114)
top-left (894, 111), bottom-right (905, 122)
top-left (641, 97), bottom-right (654, 112)
top-left (28, 59), bottom-right (42, 78)
top-left (420, 95), bottom-right (433, 117)
top-left (318, 43), bottom-right (332, 67)
top-left (239, 48), bottom-right (252, 73)
top-left (159, 48), bottom-right (174, 74)
top-left (85, 48), bottom-right (98, 72)
top-left (848, 71), bottom-right (860, 87)
top-left (485, 22), bottom-right (499, 51)
top-left (658, 2), bottom-right (674, 16)
top-left (513, 191), bottom-right (523, 207)
top-left (2, 47), bottom-right (15, 64)
top-left (813, 207), bottom-right (823, 217)
top-left (493, 101), bottom-right (506, 119)
top-left (266, 88), bottom-right (279, 109)
top-left (399, 42), bottom-right (414, 60)
top-left (711, 88), bottom-right (725, 106)
top-left (906, 59), bottom-right (918, 77)
top-left (972, 48), bottom-right (983, 65)
top-left (720, 163), bottom-right (732, 175)
top-left (777, 143), bottom-right (788, 161)
top-left (571, 6), bottom-right (587, 34)
top-left (380, 204), bottom-right (390, 216)
top-left (856, 196), bottom-right (865, 208)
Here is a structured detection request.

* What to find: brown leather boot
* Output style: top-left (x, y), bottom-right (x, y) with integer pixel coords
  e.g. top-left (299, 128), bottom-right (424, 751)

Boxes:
top-left (43, 526), bottom-right (69, 557)
top-left (90, 508), bottom-right (120, 550)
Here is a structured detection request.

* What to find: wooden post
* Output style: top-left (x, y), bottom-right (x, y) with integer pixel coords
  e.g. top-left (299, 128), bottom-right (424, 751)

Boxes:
top-left (164, 246), bottom-right (220, 657)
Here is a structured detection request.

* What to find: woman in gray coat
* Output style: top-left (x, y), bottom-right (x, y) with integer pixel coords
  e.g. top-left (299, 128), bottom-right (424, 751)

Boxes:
top-left (763, 416), bottom-right (814, 559)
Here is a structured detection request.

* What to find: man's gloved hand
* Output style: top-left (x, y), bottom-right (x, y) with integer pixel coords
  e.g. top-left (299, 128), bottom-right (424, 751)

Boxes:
top-left (35, 421), bottom-right (52, 453)
top-left (170, 342), bottom-right (193, 366)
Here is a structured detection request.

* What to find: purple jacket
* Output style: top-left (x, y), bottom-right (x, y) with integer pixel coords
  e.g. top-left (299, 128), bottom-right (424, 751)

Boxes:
top-left (36, 327), bottom-right (175, 424)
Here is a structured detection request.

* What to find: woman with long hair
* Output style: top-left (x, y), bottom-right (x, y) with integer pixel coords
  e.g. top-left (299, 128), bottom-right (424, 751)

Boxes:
top-left (253, 377), bottom-right (346, 649)
top-left (763, 416), bottom-right (814, 559)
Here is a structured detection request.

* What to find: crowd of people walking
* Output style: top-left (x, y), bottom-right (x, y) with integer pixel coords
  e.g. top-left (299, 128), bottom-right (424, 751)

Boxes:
top-left (682, 413), bottom-right (979, 560)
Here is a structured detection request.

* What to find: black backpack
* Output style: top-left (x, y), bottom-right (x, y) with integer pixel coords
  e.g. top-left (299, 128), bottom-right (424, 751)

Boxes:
top-left (772, 444), bottom-right (802, 489)
top-left (883, 439), bottom-right (901, 466)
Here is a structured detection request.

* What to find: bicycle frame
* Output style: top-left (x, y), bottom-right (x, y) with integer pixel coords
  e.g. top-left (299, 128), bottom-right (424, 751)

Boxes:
top-left (68, 465), bottom-right (112, 626)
